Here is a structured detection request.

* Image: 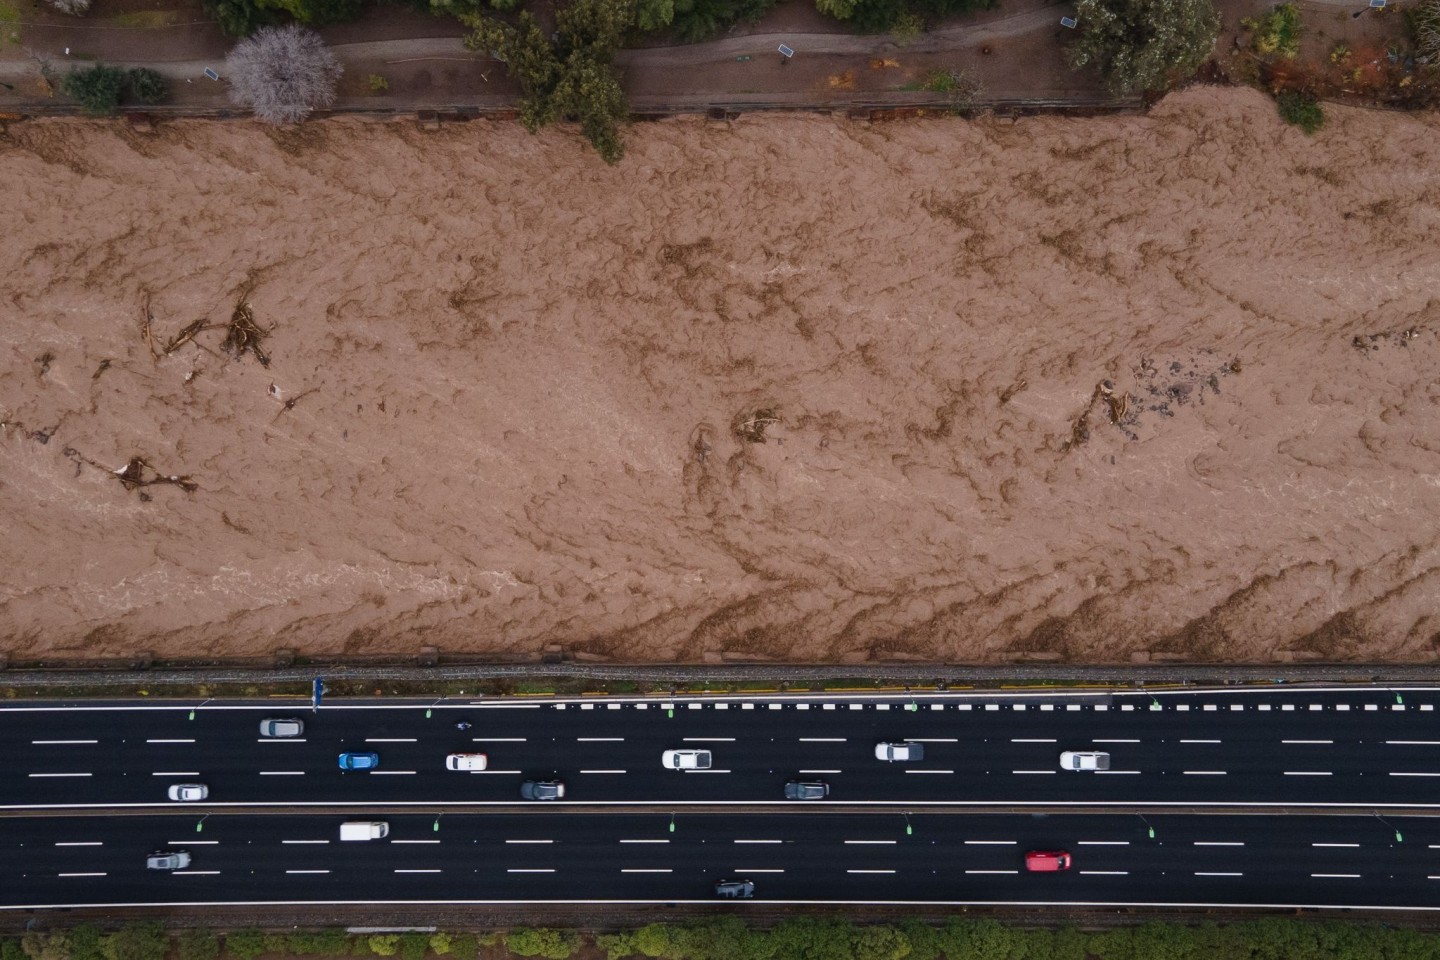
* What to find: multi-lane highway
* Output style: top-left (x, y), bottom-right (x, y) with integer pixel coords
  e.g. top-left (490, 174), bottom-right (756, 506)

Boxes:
top-left (4, 687), bottom-right (1440, 809)
top-left (3, 811), bottom-right (1436, 910)
top-left (4, 685), bottom-right (1440, 911)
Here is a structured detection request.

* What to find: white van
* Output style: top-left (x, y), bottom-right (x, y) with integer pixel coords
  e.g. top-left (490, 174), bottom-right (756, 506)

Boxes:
top-left (339, 821), bottom-right (390, 841)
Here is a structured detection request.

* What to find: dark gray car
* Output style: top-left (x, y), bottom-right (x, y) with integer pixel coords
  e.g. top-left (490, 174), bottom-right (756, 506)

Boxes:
top-left (784, 780), bottom-right (830, 800)
top-left (520, 780), bottom-right (566, 800)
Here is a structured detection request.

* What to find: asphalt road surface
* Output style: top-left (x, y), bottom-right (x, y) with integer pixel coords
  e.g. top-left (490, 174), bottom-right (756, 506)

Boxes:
top-left (4, 687), bottom-right (1440, 809)
top-left (3, 811), bottom-right (1436, 910)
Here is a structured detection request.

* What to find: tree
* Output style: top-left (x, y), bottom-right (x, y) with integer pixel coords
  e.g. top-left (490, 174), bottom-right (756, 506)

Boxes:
top-left (1066, 0), bottom-right (1219, 94)
top-left (61, 64), bottom-right (127, 115)
top-left (202, 0), bottom-right (278, 37)
top-left (127, 68), bottom-right (169, 104)
top-left (50, 0), bottom-right (91, 14)
top-left (226, 25), bottom-right (342, 122)
top-left (21, 933), bottom-right (71, 960)
top-left (174, 932), bottom-right (218, 960)
top-left (503, 930), bottom-right (581, 960)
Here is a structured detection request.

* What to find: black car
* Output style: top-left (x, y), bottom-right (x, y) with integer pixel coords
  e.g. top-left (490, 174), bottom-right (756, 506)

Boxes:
top-left (520, 780), bottom-right (566, 800)
top-left (714, 879), bottom-right (755, 899)
top-left (784, 780), bottom-right (830, 800)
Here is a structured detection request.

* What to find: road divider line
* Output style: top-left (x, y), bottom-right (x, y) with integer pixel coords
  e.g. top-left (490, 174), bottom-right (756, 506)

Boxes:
top-left (1011, 739), bottom-right (1057, 743)
top-left (1095, 770), bottom-right (1142, 775)
top-left (370, 771), bottom-right (418, 776)
top-left (1387, 741), bottom-right (1440, 745)
top-left (471, 770), bottom-right (524, 775)
top-left (620, 840), bottom-right (670, 844)
top-left (964, 870), bottom-right (1017, 875)
top-left (151, 772), bottom-right (199, 777)
top-left (1311, 873), bottom-right (1361, 878)
top-left (1012, 770), bottom-right (1056, 775)
top-left (146, 739), bottom-right (196, 744)
top-left (31, 773), bottom-right (92, 778)
top-left (906, 770), bottom-right (954, 774)
top-left (684, 738), bottom-right (736, 742)
top-left (393, 840), bottom-right (441, 845)
top-left (910, 738), bottom-right (958, 743)
top-left (1077, 841), bottom-right (1130, 846)
top-left (258, 739), bottom-right (308, 743)
top-left (507, 868), bottom-right (555, 873)
top-left (282, 840), bottom-right (330, 845)
top-left (286, 870), bottom-right (331, 874)
top-left (734, 840), bottom-right (781, 844)
top-left (1312, 843), bottom-right (1360, 848)
top-left (58, 872), bottom-right (107, 878)
top-left (477, 704), bottom-right (541, 709)
top-left (845, 840), bottom-right (897, 845)
top-left (259, 771), bottom-right (305, 776)
top-left (1283, 740), bottom-right (1334, 745)
top-left (964, 841), bottom-right (1017, 846)
top-left (170, 841), bottom-right (218, 845)
top-left (685, 769), bottom-right (732, 774)
top-left (1080, 871), bottom-right (1129, 875)
top-left (1180, 740), bottom-right (1222, 744)
top-left (1183, 771), bottom-right (1228, 776)
top-left (394, 869), bottom-right (442, 874)
top-left (1284, 771), bottom-right (1333, 776)
top-left (849, 869), bottom-right (897, 874)
top-left (800, 769), bottom-right (841, 774)
top-left (366, 739), bottom-right (418, 743)
top-left (1390, 772), bottom-right (1440, 777)
top-left (735, 869), bottom-right (785, 873)
top-left (581, 770), bottom-right (628, 774)
top-left (175, 871), bottom-right (220, 876)
top-left (621, 869), bottom-right (673, 873)
top-left (1195, 872), bottom-right (1244, 877)
top-left (506, 840), bottom-right (554, 844)
top-left (577, 738), bottom-right (624, 742)
top-left (32, 740), bottom-right (98, 745)
top-left (799, 738), bottom-right (847, 742)
top-left (474, 738), bottom-right (528, 742)
top-left (1194, 842), bottom-right (1245, 847)
top-left (55, 842), bottom-right (102, 847)
top-left (1092, 739), bottom-right (1140, 744)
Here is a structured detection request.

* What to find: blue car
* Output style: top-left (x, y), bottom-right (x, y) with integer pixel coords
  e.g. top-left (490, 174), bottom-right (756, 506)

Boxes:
top-left (338, 752), bottom-right (380, 771)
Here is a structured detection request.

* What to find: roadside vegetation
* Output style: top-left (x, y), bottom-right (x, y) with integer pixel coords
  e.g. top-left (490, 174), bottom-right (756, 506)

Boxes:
top-left (1065, 0), bottom-right (1220, 94)
top-left (61, 64), bottom-right (172, 114)
top-left (8, 917), bottom-right (1440, 960)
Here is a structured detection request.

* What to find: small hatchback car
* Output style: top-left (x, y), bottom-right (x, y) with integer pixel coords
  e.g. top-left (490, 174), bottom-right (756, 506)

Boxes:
top-left (1024, 850), bottom-right (1073, 872)
top-left (166, 783), bottom-right (208, 802)
top-left (260, 718), bottom-right (304, 738)
top-left (714, 879), bottom-right (755, 899)
top-left (146, 850), bottom-right (192, 871)
top-left (338, 752), bottom-right (380, 771)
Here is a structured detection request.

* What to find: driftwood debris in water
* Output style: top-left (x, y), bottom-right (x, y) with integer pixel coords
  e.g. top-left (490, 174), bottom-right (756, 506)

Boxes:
top-left (223, 291), bottom-right (271, 367)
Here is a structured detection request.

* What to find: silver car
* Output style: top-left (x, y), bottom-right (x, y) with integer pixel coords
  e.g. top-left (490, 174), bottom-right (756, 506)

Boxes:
top-left (260, 718), bottom-right (304, 738)
top-left (1059, 751), bottom-right (1112, 771)
top-left (167, 783), bottom-right (208, 802)
top-left (146, 850), bottom-right (191, 871)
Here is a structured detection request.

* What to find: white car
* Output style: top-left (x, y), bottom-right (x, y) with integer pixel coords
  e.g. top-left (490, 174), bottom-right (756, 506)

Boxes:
top-left (1059, 751), bottom-right (1111, 771)
top-left (661, 749), bottom-right (713, 770)
top-left (167, 783), bottom-right (208, 802)
top-left (259, 718), bottom-right (304, 738)
top-left (875, 742), bottom-right (925, 762)
top-left (445, 753), bottom-right (489, 771)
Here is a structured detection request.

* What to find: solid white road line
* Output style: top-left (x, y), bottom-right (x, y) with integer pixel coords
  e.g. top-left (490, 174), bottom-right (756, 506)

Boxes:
top-left (1387, 741), bottom-right (1440, 745)
top-left (1390, 772), bottom-right (1440, 777)
top-left (33, 740), bottom-right (98, 745)
top-left (475, 738), bottom-right (528, 742)
top-left (1093, 739), bottom-right (1141, 744)
top-left (581, 770), bottom-right (628, 774)
top-left (55, 842), bottom-right (102, 847)
top-left (684, 738), bottom-right (736, 742)
top-left (577, 738), bottom-right (625, 742)
top-left (170, 841), bottom-right (218, 846)
top-left (259, 771), bottom-right (305, 776)
top-left (393, 840), bottom-right (440, 845)
top-left (685, 769), bottom-right (732, 774)
top-left (258, 739), bottom-right (308, 743)
top-left (151, 772), bottom-right (199, 777)
top-left (1011, 739), bottom-right (1057, 743)
top-left (910, 738), bottom-right (959, 743)
top-left (395, 869), bottom-right (441, 874)
top-left (1012, 770), bottom-right (1056, 775)
top-left (371, 771), bottom-right (417, 776)
top-left (1180, 740), bottom-right (1222, 744)
top-left (31, 773), bottom-right (92, 778)
top-left (800, 770), bottom-right (841, 774)
top-left (735, 869), bottom-right (785, 873)
top-left (799, 738), bottom-right (847, 742)
top-left (470, 770), bottom-right (524, 775)
top-left (174, 871), bottom-right (220, 876)
top-left (286, 870), bottom-right (331, 875)
top-left (1095, 770), bottom-right (1142, 775)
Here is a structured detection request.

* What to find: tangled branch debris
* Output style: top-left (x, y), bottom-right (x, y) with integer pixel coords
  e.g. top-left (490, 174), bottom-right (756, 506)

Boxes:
top-left (141, 294), bottom-right (158, 359)
top-left (64, 447), bottom-right (198, 496)
top-left (223, 291), bottom-right (270, 367)
top-left (163, 317), bottom-right (210, 356)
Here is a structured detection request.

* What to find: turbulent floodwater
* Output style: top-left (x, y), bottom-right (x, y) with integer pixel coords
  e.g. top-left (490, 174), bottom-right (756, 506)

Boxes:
top-left (2, 86), bottom-right (1438, 663)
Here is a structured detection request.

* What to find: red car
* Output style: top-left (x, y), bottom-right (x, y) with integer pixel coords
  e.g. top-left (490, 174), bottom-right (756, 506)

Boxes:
top-left (1024, 850), bottom-right (1072, 872)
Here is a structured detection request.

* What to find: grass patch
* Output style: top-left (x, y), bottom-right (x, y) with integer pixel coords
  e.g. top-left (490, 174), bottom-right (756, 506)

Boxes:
top-left (1277, 91), bottom-right (1324, 134)
top-left (110, 9), bottom-right (184, 27)
top-left (0, 0), bottom-right (20, 22)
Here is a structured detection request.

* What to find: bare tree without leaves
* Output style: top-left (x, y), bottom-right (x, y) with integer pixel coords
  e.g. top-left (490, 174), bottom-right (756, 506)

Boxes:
top-left (225, 25), bottom-right (342, 124)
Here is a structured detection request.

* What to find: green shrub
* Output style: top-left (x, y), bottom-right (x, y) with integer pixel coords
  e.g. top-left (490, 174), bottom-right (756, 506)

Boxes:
top-left (443, 936), bottom-right (478, 960)
top-left (126, 67), bottom-right (168, 104)
top-left (2, 941), bottom-right (27, 960)
top-left (1276, 91), bottom-right (1324, 133)
top-left (851, 927), bottom-right (910, 960)
top-left (224, 931), bottom-right (266, 960)
top-left (262, 937), bottom-right (290, 957)
top-left (367, 937), bottom-right (400, 958)
top-left (70, 928), bottom-right (104, 960)
top-left (177, 932), bottom-right (219, 960)
top-left (502, 931), bottom-right (580, 960)
top-left (103, 925), bottom-right (168, 960)
top-left (61, 64), bottom-right (127, 115)
top-left (1067, 0), bottom-right (1220, 93)
top-left (396, 935), bottom-right (428, 960)
top-left (595, 935), bottom-right (634, 960)
top-left (22, 934), bottom-right (71, 960)
top-left (426, 937), bottom-right (451, 958)
top-left (1243, 2), bottom-right (1301, 57)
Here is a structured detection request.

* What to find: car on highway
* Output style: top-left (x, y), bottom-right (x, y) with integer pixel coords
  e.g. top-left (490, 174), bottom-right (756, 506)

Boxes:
top-left (662, 749), bottom-right (713, 770)
top-left (874, 741), bottom-right (925, 762)
top-left (714, 879), bottom-right (755, 899)
top-left (520, 780), bottom-right (566, 800)
top-left (260, 718), bottom-right (304, 738)
top-left (784, 780), bottom-right (830, 800)
top-left (446, 753), bottom-right (489, 771)
top-left (1058, 751), bottom-right (1111, 771)
top-left (145, 850), bottom-right (191, 871)
top-left (338, 752), bottom-right (380, 771)
top-left (166, 783), bottom-right (208, 802)
top-left (1024, 850), bottom-right (1072, 872)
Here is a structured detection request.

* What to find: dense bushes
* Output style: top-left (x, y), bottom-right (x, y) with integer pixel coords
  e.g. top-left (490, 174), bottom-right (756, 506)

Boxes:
top-left (1065, 0), bottom-right (1220, 93)
top-left (1276, 90), bottom-right (1324, 133)
top-left (8, 916), bottom-right (1440, 960)
top-left (60, 65), bottom-right (171, 113)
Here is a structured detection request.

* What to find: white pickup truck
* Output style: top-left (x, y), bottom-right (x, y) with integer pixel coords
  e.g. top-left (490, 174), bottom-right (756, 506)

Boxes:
top-left (661, 749), bottom-right (713, 770)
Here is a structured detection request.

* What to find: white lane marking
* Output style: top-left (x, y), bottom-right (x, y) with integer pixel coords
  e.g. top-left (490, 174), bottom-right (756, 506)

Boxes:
top-left (620, 840), bottom-right (670, 844)
top-left (1077, 841), bottom-right (1130, 846)
top-left (33, 740), bottom-right (98, 745)
top-left (1193, 842), bottom-right (1245, 847)
top-left (58, 872), bottom-right (107, 878)
top-left (909, 738), bottom-right (959, 743)
top-left (1284, 771), bottom-right (1332, 776)
top-left (394, 869), bottom-right (442, 874)
top-left (581, 770), bottom-right (628, 774)
top-left (174, 871), bottom-right (220, 876)
top-left (1283, 740), bottom-right (1334, 745)
top-left (282, 840), bottom-right (330, 845)
top-left (621, 869), bottom-right (673, 873)
top-left (370, 771), bottom-right (417, 776)
top-left (965, 870), bottom-right (1017, 875)
top-left (1387, 741), bottom-right (1440, 746)
top-left (507, 868), bottom-right (555, 873)
top-left (1095, 770), bottom-right (1142, 775)
top-left (905, 769), bottom-right (953, 775)
top-left (684, 738), bottom-right (736, 742)
top-left (577, 738), bottom-right (625, 742)
top-left (849, 869), bottom-right (897, 874)
top-left (1093, 739), bottom-right (1141, 744)
top-left (799, 738), bottom-right (848, 742)
top-left (1313, 843), bottom-right (1360, 848)
top-left (393, 840), bottom-right (440, 845)
top-left (685, 769), bottom-right (732, 774)
top-left (964, 841), bottom-right (1017, 846)
top-left (477, 704), bottom-right (540, 709)
top-left (1180, 740), bottom-right (1222, 744)
top-left (1312, 873), bottom-right (1361, 879)
top-left (1183, 771), bottom-right (1228, 776)
top-left (146, 739), bottom-right (196, 744)
top-left (1195, 872), bottom-right (1244, 877)
top-left (151, 772), bottom-right (200, 777)
top-left (30, 773), bottom-right (93, 778)
top-left (1081, 871), bottom-right (1129, 875)
top-left (469, 770), bottom-right (523, 775)
top-left (1390, 772), bottom-right (1440, 777)
top-left (286, 870), bottom-right (331, 874)
top-left (55, 842), bottom-right (103, 847)
top-left (1012, 770), bottom-right (1056, 775)
top-left (258, 739), bottom-right (308, 743)
top-left (259, 771), bottom-right (306, 776)
top-left (474, 738), bottom-right (527, 742)
top-left (169, 841), bottom-right (218, 845)
top-left (845, 840), bottom-right (897, 845)
top-left (735, 869), bottom-right (785, 873)
top-left (366, 739), bottom-right (417, 743)
top-left (505, 840), bottom-right (554, 845)
top-left (734, 840), bottom-right (782, 844)
top-left (1011, 739), bottom-right (1057, 743)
